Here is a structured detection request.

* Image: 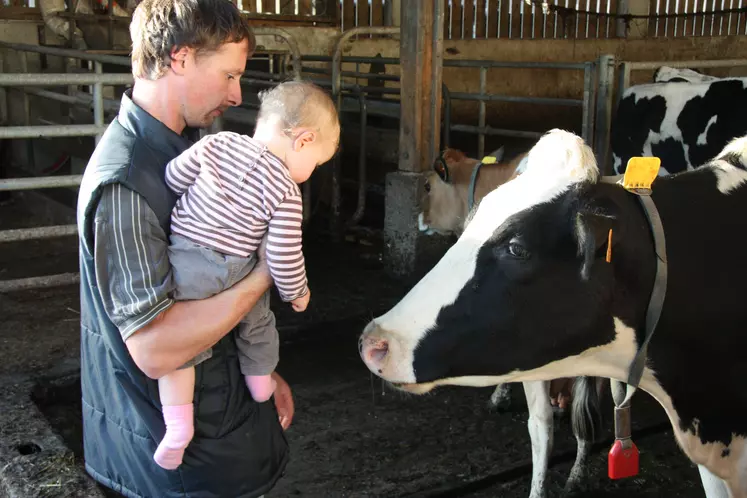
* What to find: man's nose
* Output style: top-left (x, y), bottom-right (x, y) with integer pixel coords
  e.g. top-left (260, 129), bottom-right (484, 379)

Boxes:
top-left (227, 79), bottom-right (242, 107)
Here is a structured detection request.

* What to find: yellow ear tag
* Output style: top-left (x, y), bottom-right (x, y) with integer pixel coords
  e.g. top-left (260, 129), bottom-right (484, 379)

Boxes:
top-left (622, 157), bottom-right (661, 195)
top-left (481, 156), bottom-right (497, 164)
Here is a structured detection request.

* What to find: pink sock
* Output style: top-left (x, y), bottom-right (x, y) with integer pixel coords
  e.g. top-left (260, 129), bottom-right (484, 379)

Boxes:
top-left (153, 404), bottom-right (194, 470)
top-left (245, 375), bottom-right (277, 402)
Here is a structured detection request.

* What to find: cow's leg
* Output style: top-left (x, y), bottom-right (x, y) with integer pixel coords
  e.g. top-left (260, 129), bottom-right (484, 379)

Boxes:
top-left (487, 383), bottom-right (512, 412)
top-left (698, 464), bottom-right (732, 498)
top-left (564, 376), bottom-right (603, 494)
top-left (523, 380), bottom-right (553, 498)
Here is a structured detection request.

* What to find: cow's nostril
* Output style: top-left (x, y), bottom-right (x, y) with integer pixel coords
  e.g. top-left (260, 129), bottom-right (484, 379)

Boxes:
top-left (365, 338), bottom-right (389, 368)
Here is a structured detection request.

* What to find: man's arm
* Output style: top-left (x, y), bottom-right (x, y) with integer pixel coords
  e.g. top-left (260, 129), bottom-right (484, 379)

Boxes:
top-left (93, 183), bottom-right (271, 379)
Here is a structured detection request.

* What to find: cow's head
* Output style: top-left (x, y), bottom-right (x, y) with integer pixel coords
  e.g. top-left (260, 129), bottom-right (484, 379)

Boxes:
top-left (418, 148), bottom-right (480, 236)
top-left (360, 129), bottom-right (642, 393)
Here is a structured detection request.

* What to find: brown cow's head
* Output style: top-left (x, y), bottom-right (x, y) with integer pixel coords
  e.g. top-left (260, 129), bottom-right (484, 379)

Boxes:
top-left (419, 148), bottom-right (481, 236)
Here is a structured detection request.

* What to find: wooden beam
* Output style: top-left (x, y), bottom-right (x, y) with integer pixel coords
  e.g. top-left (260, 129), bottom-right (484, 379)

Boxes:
top-left (398, 0), bottom-right (444, 173)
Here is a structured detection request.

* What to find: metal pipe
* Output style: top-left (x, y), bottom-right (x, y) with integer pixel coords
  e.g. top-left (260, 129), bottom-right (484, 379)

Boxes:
top-left (444, 60), bottom-right (588, 70)
top-left (581, 62), bottom-right (592, 144)
top-left (251, 27), bottom-right (303, 80)
top-left (350, 86), bottom-right (368, 226)
top-left (0, 40), bottom-right (131, 67)
top-left (478, 67), bottom-right (487, 158)
top-left (331, 26), bottom-right (400, 238)
top-left (594, 54), bottom-right (615, 175)
top-left (21, 87), bottom-right (120, 114)
top-left (449, 92), bottom-right (583, 106)
top-left (0, 72), bottom-right (133, 86)
top-left (0, 175), bottom-right (82, 191)
top-left (0, 224), bottom-right (77, 243)
top-left (302, 54), bottom-right (400, 65)
top-left (0, 125), bottom-right (107, 139)
top-left (623, 59), bottom-right (747, 70)
top-left (450, 124), bottom-right (543, 139)
top-left (93, 61), bottom-right (104, 145)
top-left (301, 66), bottom-right (401, 81)
top-left (442, 83), bottom-right (451, 148)
top-left (0, 272), bottom-right (80, 293)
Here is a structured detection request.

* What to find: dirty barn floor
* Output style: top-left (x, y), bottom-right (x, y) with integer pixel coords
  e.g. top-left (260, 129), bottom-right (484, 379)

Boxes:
top-left (0, 198), bottom-right (706, 497)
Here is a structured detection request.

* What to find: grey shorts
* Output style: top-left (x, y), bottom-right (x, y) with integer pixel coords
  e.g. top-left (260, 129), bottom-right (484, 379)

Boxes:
top-left (168, 233), bottom-right (279, 376)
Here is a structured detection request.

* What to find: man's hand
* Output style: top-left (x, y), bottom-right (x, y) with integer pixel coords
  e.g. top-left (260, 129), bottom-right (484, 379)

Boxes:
top-left (271, 372), bottom-right (294, 430)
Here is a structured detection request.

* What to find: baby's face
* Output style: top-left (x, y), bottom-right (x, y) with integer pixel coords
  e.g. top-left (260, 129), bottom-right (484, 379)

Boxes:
top-left (286, 121), bottom-right (340, 184)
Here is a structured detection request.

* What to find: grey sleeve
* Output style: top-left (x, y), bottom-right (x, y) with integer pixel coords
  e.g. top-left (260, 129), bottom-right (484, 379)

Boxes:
top-left (93, 183), bottom-right (175, 340)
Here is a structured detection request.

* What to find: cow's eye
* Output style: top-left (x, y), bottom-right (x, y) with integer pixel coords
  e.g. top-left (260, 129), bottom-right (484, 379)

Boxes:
top-left (508, 241), bottom-right (530, 259)
top-left (424, 181), bottom-right (431, 192)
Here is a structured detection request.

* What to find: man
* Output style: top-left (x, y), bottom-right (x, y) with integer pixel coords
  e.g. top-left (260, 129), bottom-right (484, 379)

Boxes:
top-left (76, 1), bottom-right (292, 496)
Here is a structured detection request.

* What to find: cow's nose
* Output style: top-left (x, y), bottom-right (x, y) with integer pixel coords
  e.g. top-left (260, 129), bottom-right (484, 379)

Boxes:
top-left (360, 335), bottom-right (390, 373)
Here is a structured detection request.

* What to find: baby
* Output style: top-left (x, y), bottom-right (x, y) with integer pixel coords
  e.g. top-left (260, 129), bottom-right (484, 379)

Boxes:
top-left (153, 80), bottom-right (340, 470)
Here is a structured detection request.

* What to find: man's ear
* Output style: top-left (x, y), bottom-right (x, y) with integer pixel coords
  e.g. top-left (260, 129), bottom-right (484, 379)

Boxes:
top-left (170, 46), bottom-right (190, 74)
top-left (576, 209), bottom-right (618, 280)
top-left (292, 130), bottom-right (316, 152)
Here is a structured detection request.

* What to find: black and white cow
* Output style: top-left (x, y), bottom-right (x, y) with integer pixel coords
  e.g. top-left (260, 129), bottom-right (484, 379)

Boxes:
top-left (360, 129), bottom-right (747, 498)
top-left (611, 71), bottom-right (747, 177)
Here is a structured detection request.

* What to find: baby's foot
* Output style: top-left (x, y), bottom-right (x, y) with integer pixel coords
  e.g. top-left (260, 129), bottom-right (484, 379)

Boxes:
top-left (153, 404), bottom-right (194, 470)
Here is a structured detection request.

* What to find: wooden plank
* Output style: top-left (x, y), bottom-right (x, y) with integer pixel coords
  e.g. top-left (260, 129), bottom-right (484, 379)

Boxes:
top-left (371, 0), bottom-right (384, 26)
top-left (357, 0), bottom-right (370, 27)
top-left (475, 0), bottom-right (487, 36)
top-left (242, 0), bottom-right (258, 12)
top-left (451, 0), bottom-right (464, 38)
top-left (343, 0), bottom-right (356, 29)
top-left (463, 0), bottom-right (475, 37)
top-left (399, 0), bottom-right (444, 173)
top-left (261, 0), bottom-right (276, 14)
top-left (486, 0), bottom-right (498, 36)
top-left (298, 0), bottom-right (312, 15)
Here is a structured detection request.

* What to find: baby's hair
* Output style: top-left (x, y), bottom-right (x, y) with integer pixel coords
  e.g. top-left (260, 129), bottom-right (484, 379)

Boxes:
top-left (257, 80), bottom-right (339, 138)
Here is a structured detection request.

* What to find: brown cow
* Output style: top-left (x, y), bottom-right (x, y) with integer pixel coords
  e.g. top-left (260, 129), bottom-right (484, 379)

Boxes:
top-left (418, 147), bottom-right (528, 236)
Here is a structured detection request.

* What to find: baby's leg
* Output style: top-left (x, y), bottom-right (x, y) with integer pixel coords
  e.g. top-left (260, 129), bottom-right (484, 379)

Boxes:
top-left (154, 367), bottom-right (196, 470)
top-left (236, 291), bottom-right (280, 403)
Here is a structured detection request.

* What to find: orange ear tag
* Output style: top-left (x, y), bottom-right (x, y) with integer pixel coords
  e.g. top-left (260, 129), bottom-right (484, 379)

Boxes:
top-left (606, 229), bottom-right (613, 263)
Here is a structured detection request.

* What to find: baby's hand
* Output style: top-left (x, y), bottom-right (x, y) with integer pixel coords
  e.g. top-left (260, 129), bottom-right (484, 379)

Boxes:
top-left (291, 290), bottom-right (310, 312)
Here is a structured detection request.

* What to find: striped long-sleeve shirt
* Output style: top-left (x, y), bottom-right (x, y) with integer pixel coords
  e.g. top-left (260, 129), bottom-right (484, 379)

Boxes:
top-left (165, 131), bottom-right (308, 302)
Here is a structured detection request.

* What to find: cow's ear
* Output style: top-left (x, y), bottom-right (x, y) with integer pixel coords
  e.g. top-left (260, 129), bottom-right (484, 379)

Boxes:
top-left (576, 210), bottom-right (617, 280)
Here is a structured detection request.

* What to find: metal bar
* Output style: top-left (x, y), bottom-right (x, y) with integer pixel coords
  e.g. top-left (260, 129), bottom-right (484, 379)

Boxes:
top-left (0, 73), bottom-right (133, 86)
top-left (302, 54), bottom-right (400, 64)
top-left (581, 63), bottom-right (591, 144)
top-left (594, 54), bottom-right (614, 175)
top-left (0, 224), bottom-right (77, 243)
top-left (0, 175), bottom-right (82, 191)
top-left (251, 27), bottom-right (303, 79)
top-left (449, 92), bottom-right (583, 106)
top-left (93, 61), bottom-right (104, 145)
top-left (442, 83), bottom-right (451, 148)
top-left (450, 124), bottom-right (543, 139)
top-left (0, 272), bottom-right (80, 293)
top-left (623, 59), bottom-right (747, 70)
top-left (21, 87), bottom-right (120, 114)
top-left (331, 26), bottom-right (399, 238)
top-left (301, 66), bottom-right (401, 81)
top-left (0, 125), bottom-right (107, 139)
top-left (478, 66), bottom-right (487, 158)
top-left (350, 86), bottom-right (368, 225)
top-left (20, 52), bottom-right (30, 127)
top-left (0, 41), bottom-right (131, 67)
top-left (445, 59), bottom-right (588, 69)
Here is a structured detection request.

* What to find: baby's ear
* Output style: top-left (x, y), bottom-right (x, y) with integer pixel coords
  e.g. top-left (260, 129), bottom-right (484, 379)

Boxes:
top-left (294, 129), bottom-right (316, 151)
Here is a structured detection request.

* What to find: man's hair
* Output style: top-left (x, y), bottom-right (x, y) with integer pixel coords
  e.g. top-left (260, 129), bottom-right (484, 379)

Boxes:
top-left (257, 80), bottom-right (339, 137)
top-left (130, 0), bottom-right (255, 80)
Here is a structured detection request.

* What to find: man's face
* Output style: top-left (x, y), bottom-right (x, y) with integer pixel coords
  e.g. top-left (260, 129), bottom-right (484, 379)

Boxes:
top-left (179, 39), bottom-right (249, 129)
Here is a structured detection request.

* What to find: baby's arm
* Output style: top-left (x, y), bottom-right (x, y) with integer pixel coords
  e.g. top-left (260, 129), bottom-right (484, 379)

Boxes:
top-left (266, 192), bottom-right (309, 310)
top-left (164, 135), bottom-right (212, 195)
